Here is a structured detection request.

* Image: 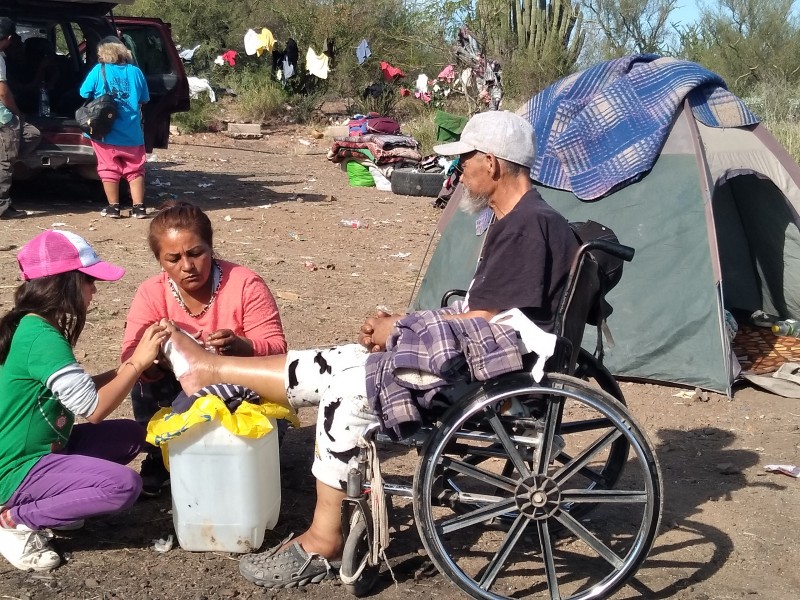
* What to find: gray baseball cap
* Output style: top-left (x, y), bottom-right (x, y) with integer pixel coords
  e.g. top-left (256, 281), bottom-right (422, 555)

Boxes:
top-left (433, 111), bottom-right (536, 169)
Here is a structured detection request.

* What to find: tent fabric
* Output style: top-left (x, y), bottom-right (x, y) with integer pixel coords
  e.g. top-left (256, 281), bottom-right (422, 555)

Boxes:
top-left (524, 54), bottom-right (759, 200)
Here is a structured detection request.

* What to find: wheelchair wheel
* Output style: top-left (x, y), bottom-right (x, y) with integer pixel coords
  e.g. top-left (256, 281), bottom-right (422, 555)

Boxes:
top-left (340, 510), bottom-right (381, 596)
top-left (413, 373), bottom-right (662, 600)
top-left (451, 352), bottom-right (629, 526)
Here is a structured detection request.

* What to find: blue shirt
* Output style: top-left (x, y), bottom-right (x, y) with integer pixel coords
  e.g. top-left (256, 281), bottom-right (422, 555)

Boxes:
top-left (79, 63), bottom-right (149, 146)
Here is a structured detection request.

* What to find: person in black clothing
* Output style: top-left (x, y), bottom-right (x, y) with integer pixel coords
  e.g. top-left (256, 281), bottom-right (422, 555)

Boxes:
top-left (0, 20), bottom-right (41, 219)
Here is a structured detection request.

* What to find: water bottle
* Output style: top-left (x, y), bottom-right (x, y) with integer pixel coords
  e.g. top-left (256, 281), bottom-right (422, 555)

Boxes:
top-left (38, 86), bottom-right (50, 117)
top-left (340, 219), bottom-right (368, 229)
top-left (772, 318), bottom-right (800, 338)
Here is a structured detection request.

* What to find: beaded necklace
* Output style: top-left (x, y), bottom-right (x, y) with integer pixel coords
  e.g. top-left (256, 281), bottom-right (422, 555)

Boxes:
top-left (168, 260), bottom-right (223, 318)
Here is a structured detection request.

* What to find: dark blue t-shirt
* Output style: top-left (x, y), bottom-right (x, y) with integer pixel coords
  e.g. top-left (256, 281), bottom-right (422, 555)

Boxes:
top-left (466, 189), bottom-right (578, 332)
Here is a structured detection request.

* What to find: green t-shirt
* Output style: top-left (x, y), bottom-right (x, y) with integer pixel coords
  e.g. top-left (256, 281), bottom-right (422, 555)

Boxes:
top-left (0, 315), bottom-right (77, 503)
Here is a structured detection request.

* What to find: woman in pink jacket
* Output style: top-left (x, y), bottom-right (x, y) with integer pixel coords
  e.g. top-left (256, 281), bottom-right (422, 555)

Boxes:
top-left (120, 201), bottom-right (286, 496)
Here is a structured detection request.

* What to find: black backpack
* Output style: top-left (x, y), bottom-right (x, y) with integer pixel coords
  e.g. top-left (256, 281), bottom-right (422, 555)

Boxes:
top-left (75, 64), bottom-right (118, 140)
top-left (569, 220), bottom-right (625, 326)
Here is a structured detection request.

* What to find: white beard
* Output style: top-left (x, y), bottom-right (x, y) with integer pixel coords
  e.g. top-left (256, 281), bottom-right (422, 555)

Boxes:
top-left (459, 185), bottom-right (490, 214)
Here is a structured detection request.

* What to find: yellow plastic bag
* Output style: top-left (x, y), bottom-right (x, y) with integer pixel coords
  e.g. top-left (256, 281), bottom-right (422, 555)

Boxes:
top-left (146, 395), bottom-right (299, 468)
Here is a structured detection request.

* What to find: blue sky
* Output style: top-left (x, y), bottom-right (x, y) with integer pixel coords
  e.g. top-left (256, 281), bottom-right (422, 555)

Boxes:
top-left (672, 2), bottom-right (701, 26)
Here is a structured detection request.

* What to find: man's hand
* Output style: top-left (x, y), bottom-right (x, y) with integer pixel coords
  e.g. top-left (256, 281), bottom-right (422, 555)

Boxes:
top-left (358, 310), bottom-right (403, 353)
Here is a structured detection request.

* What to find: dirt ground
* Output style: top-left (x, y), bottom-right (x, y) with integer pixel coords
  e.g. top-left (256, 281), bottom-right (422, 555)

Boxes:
top-left (0, 126), bottom-right (798, 600)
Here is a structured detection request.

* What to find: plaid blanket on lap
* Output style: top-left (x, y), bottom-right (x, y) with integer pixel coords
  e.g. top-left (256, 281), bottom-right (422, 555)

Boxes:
top-left (524, 54), bottom-right (759, 200)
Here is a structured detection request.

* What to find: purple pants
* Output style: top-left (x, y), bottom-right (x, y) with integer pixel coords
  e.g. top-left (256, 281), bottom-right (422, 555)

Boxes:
top-left (4, 420), bottom-right (144, 530)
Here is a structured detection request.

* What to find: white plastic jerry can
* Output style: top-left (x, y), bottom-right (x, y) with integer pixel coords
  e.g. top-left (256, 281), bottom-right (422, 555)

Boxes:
top-left (168, 419), bottom-right (281, 552)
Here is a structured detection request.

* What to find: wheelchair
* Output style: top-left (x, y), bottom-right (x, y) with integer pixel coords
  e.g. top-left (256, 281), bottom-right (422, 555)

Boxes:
top-left (338, 238), bottom-right (663, 600)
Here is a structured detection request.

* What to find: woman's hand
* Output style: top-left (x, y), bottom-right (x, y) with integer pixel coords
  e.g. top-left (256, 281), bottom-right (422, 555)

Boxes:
top-left (129, 322), bottom-right (170, 372)
top-left (206, 328), bottom-right (254, 356)
top-left (358, 311), bottom-right (403, 353)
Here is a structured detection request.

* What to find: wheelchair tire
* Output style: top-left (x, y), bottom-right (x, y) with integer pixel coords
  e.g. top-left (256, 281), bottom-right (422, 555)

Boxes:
top-left (412, 372), bottom-right (662, 600)
top-left (340, 511), bottom-right (380, 597)
top-left (390, 169), bottom-right (446, 197)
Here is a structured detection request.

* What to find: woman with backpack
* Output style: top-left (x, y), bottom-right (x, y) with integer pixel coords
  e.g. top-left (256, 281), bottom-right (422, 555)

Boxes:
top-left (79, 36), bottom-right (149, 219)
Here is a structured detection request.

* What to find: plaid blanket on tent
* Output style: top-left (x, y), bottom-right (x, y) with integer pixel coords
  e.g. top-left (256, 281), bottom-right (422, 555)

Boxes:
top-left (523, 55), bottom-right (759, 200)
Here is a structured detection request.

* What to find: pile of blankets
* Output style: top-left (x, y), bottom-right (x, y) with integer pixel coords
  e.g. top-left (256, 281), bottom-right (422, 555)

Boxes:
top-left (328, 133), bottom-right (422, 189)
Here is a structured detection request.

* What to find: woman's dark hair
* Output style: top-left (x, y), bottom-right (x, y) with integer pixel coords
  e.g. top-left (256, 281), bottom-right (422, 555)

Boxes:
top-left (0, 271), bottom-right (91, 363)
top-left (148, 200), bottom-right (214, 258)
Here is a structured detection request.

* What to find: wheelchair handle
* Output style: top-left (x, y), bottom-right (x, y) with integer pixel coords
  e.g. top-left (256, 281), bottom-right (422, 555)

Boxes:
top-left (582, 239), bottom-right (635, 263)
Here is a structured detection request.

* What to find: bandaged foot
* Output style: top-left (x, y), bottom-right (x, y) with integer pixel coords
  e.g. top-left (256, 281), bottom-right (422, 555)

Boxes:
top-left (159, 320), bottom-right (217, 395)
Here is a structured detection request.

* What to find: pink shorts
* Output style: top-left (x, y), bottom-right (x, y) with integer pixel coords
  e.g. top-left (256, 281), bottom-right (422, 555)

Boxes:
top-left (92, 141), bottom-right (146, 182)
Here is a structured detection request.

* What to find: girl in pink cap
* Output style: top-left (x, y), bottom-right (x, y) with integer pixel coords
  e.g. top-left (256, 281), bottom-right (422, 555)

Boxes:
top-left (0, 230), bottom-right (168, 572)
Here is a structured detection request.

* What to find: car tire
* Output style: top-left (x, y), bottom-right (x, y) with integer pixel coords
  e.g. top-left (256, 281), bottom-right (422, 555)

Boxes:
top-left (390, 169), bottom-right (446, 197)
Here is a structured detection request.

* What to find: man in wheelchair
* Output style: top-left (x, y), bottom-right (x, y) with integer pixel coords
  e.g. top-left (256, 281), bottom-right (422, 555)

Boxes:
top-left (160, 110), bottom-right (579, 589)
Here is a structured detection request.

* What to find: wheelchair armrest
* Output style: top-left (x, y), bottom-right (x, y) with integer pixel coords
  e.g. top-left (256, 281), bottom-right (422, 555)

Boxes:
top-left (441, 289), bottom-right (468, 308)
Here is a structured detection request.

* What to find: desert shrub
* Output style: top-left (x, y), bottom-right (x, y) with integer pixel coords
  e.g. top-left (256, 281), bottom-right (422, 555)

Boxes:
top-left (172, 96), bottom-right (222, 133)
top-left (223, 67), bottom-right (287, 123)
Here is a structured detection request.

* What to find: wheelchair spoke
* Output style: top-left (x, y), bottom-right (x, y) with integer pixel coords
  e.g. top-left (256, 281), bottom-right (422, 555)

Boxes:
top-left (485, 409), bottom-right (532, 478)
top-left (554, 450), bottom-right (616, 487)
top-left (561, 489), bottom-right (649, 504)
top-left (534, 399), bottom-right (564, 475)
top-left (555, 508), bottom-right (624, 568)
top-left (439, 498), bottom-right (518, 534)
top-left (553, 428), bottom-right (622, 486)
top-left (537, 519), bottom-right (562, 600)
top-left (478, 514), bottom-right (530, 591)
top-left (440, 456), bottom-right (518, 493)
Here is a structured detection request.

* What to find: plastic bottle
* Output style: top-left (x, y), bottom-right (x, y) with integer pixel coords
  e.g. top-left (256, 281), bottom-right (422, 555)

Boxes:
top-left (340, 219), bottom-right (368, 229)
top-left (772, 318), bottom-right (800, 337)
top-left (38, 86), bottom-right (50, 117)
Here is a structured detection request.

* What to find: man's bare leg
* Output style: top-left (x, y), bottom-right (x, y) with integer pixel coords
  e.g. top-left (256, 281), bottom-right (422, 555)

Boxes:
top-left (161, 320), bottom-right (289, 409)
top-left (292, 481), bottom-right (346, 558)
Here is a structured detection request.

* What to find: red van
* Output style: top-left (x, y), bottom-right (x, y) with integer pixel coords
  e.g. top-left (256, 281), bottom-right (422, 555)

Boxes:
top-left (0, 0), bottom-right (189, 179)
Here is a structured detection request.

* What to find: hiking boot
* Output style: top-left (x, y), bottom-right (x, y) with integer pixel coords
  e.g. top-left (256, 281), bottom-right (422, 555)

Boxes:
top-left (139, 453), bottom-right (170, 498)
top-left (0, 205), bottom-right (28, 219)
top-left (101, 204), bottom-right (121, 218)
top-left (0, 525), bottom-right (61, 571)
top-left (132, 204), bottom-right (147, 219)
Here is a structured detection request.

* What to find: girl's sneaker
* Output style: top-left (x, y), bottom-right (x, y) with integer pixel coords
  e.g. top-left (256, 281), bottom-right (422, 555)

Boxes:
top-left (101, 204), bottom-right (121, 218)
top-left (132, 204), bottom-right (147, 219)
top-left (0, 525), bottom-right (61, 571)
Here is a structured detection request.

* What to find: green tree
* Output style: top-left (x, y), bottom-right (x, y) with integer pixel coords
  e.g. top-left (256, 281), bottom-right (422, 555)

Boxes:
top-left (581, 0), bottom-right (678, 56)
top-left (679, 0), bottom-right (800, 95)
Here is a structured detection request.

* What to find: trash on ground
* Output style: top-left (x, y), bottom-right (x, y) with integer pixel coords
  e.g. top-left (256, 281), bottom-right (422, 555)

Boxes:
top-left (764, 464), bottom-right (800, 477)
top-left (153, 534), bottom-right (175, 552)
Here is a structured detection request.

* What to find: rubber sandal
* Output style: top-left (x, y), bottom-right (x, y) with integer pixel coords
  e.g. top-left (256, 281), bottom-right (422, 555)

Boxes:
top-left (239, 540), bottom-right (340, 588)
